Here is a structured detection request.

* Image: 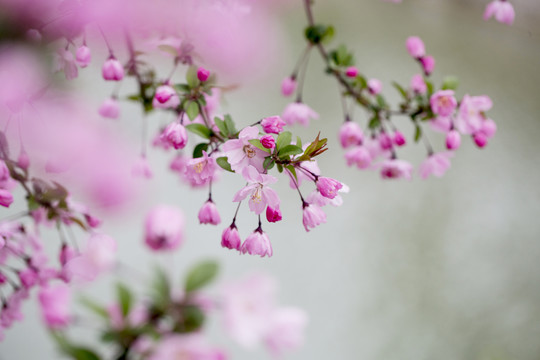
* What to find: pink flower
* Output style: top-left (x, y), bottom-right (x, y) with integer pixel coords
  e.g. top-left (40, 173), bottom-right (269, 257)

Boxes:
top-left (55, 49), bottom-right (78, 80)
top-left (160, 122), bottom-right (188, 149)
top-left (260, 135), bottom-right (275, 149)
top-left (380, 159), bottom-right (413, 180)
top-left (316, 177), bottom-right (343, 199)
top-left (420, 55), bottom-right (435, 76)
top-left (102, 57), bottom-right (124, 81)
top-left (233, 166), bottom-right (280, 215)
top-left (221, 274), bottom-right (276, 347)
top-left (429, 116), bottom-right (453, 133)
top-left (264, 307), bottom-right (308, 357)
top-left (307, 184), bottom-right (349, 208)
top-left (481, 118), bottom-right (497, 138)
top-left (222, 126), bottom-right (267, 173)
top-left (473, 133), bottom-right (488, 148)
top-left (302, 202), bottom-right (326, 232)
top-left (152, 84), bottom-right (180, 109)
top-left (419, 152), bottom-right (453, 179)
top-left (98, 98), bottom-right (120, 119)
top-left (144, 205), bottom-right (185, 251)
top-left (241, 228), bottom-right (273, 257)
top-left (59, 244), bottom-right (76, 266)
top-left (222, 224), bottom-right (241, 251)
top-left (198, 200), bottom-right (221, 225)
top-left (18, 268), bottom-right (38, 289)
top-left (38, 284), bottom-right (71, 329)
top-left (345, 146), bottom-right (372, 169)
top-left (430, 90), bottom-right (457, 117)
top-left (0, 189), bottom-right (13, 208)
top-left (185, 151), bottom-right (218, 186)
top-left (149, 334), bottom-right (225, 360)
top-left (410, 74), bottom-right (427, 94)
top-left (406, 36), bottom-right (425, 58)
top-left (455, 94), bottom-right (493, 135)
top-left (260, 115), bottom-right (286, 134)
top-left (75, 45), bottom-right (91, 68)
top-left (281, 102), bottom-right (319, 127)
top-left (446, 130), bottom-right (461, 150)
top-left (281, 77), bottom-right (296, 97)
top-left (484, 0), bottom-right (515, 25)
top-left (17, 150), bottom-right (30, 170)
top-left (367, 78), bottom-right (382, 95)
top-left (393, 131), bottom-right (406, 146)
top-left (266, 206), bottom-right (282, 223)
top-left (339, 121), bottom-right (364, 148)
top-left (378, 132), bottom-right (393, 150)
top-left (345, 66), bottom-right (359, 78)
top-left (197, 67), bottom-right (210, 82)
top-left (65, 233), bottom-right (117, 282)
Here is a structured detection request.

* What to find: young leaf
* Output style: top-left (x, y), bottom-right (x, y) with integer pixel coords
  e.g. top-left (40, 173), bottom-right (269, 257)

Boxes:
top-left (248, 139), bottom-right (270, 153)
top-left (296, 136), bottom-right (302, 149)
top-left (276, 163), bottom-right (284, 173)
top-left (414, 125), bottom-right (422, 142)
top-left (275, 131), bottom-right (292, 151)
top-left (151, 267), bottom-right (171, 310)
top-left (263, 157), bottom-right (275, 170)
top-left (192, 143), bottom-right (209, 158)
top-left (224, 114), bottom-right (237, 135)
top-left (285, 165), bottom-right (298, 182)
top-left (392, 81), bottom-right (409, 99)
top-left (116, 283), bottom-right (133, 317)
top-left (185, 124), bottom-right (211, 139)
top-left (216, 157), bottom-right (234, 172)
top-left (442, 75), bottom-right (459, 91)
top-left (214, 117), bottom-right (228, 137)
top-left (185, 260), bottom-right (219, 293)
top-left (186, 65), bottom-right (200, 88)
top-left (185, 101), bottom-right (200, 121)
top-left (79, 297), bottom-right (109, 320)
top-left (368, 116), bottom-right (381, 129)
top-left (278, 145), bottom-right (304, 158)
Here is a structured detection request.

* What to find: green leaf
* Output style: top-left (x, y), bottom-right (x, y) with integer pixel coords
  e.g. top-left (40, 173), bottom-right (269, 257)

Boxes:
top-left (185, 124), bottom-right (211, 139)
top-left (305, 24), bottom-right (334, 44)
top-left (180, 305), bottom-right (205, 333)
top-left (276, 163), bottom-right (283, 173)
top-left (224, 115), bottom-right (237, 135)
top-left (278, 145), bottom-right (304, 158)
top-left (116, 283), bottom-right (133, 317)
top-left (158, 44), bottom-right (178, 57)
top-left (392, 81), bottom-right (408, 99)
top-left (185, 260), bottom-right (219, 293)
top-left (285, 165), bottom-right (298, 182)
top-left (173, 84), bottom-right (191, 93)
top-left (275, 131), bottom-right (292, 151)
top-left (442, 75), bottom-right (459, 91)
top-left (27, 195), bottom-right (40, 211)
top-left (414, 125), bottom-right (422, 142)
top-left (425, 80), bottom-right (434, 97)
top-left (296, 136), bottom-right (302, 149)
top-left (185, 101), bottom-right (200, 121)
top-left (248, 139), bottom-right (270, 153)
top-left (79, 297), bottom-right (109, 320)
top-left (376, 95), bottom-right (387, 109)
top-left (214, 117), bottom-right (228, 137)
top-left (151, 267), bottom-right (171, 310)
top-left (216, 157), bottom-right (234, 172)
top-left (192, 143), bottom-right (209, 158)
top-left (65, 347), bottom-right (102, 360)
top-left (263, 157), bottom-right (275, 170)
top-left (186, 66), bottom-right (200, 88)
top-left (368, 116), bottom-right (381, 129)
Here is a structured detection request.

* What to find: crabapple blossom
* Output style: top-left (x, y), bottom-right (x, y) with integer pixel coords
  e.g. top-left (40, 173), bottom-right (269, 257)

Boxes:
top-left (410, 74), bottom-right (427, 94)
top-left (185, 151), bottom-right (218, 186)
top-left (222, 126), bottom-right (267, 173)
top-left (65, 233), bottom-right (117, 282)
top-left (102, 57), bottom-right (124, 81)
top-left (420, 55), bottom-right (435, 76)
top-left (149, 334), bottom-right (225, 360)
top-left (153, 84), bottom-right (180, 109)
top-left (98, 97), bottom-right (120, 119)
top-left (281, 102), bottom-right (319, 127)
top-left (302, 202), bottom-right (326, 232)
top-left (38, 284), bottom-right (71, 329)
top-left (455, 94), bottom-right (493, 135)
top-left (264, 307), bottom-right (308, 357)
top-left (260, 115), bottom-right (286, 134)
top-left (266, 206), bottom-right (282, 223)
top-left (160, 122), bottom-right (188, 149)
top-left (144, 205), bottom-right (185, 251)
top-left (473, 132), bottom-right (488, 148)
top-left (430, 90), bottom-right (457, 117)
top-left (316, 177), bottom-right (343, 199)
top-left (393, 131), bottom-right (406, 146)
top-left (345, 66), bottom-right (359, 78)
top-left (484, 0), bottom-right (515, 25)
top-left (379, 132), bottom-right (393, 150)
top-left (260, 134), bottom-right (275, 149)
top-left (197, 67), bottom-right (210, 82)
top-left (339, 121), bottom-right (364, 148)
top-left (233, 166), bottom-right (280, 215)
top-left (345, 146), bottom-right (372, 169)
top-left (241, 228), bottom-right (273, 257)
top-left (75, 45), bottom-right (91, 68)
top-left (55, 49), bottom-right (78, 80)
top-left (406, 36), bottom-right (425, 58)
top-left (198, 200), bottom-right (221, 225)
top-left (380, 159), bottom-right (413, 180)
top-left (0, 189), bottom-right (13, 207)
top-left (419, 152), bottom-right (453, 179)
top-left (446, 130), bottom-right (461, 150)
top-left (281, 77), bottom-right (296, 97)
top-left (221, 224), bottom-right (241, 250)
top-left (368, 78), bottom-right (383, 95)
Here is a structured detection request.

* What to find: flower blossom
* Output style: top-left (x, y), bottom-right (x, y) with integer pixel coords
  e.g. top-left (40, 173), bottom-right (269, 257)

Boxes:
top-left (185, 151), bottom-right (218, 186)
top-left (102, 57), bottom-right (124, 81)
top-left (233, 166), bottom-right (279, 215)
top-left (144, 205), bottom-right (185, 251)
top-left (345, 146), bottom-right (372, 169)
top-left (302, 202), bottom-right (326, 232)
top-left (160, 122), bottom-right (188, 149)
top-left (380, 159), bottom-right (413, 180)
top-left (454, 94), bottom-right (493, 135)
top-left (419, 152), bottom-right (453, 179)
top-left (152, 84), bottom-right (180, 109)
top-left (316, 177), bottom-right (343, 199)
top-left (281, 77), bottom-right (296, 97)
top-left (241, 228), bottom-right (273, 257)
top-left (222, 126), bottom-right (267, 173)
top-left (264, 307), bottom-right (308, 357)
top-left (266, 206), bottom-right (282, 223)
top-left (260, 116), bottom-right (286, 134)
top-left (75, 45), bottom-right (91, 68)
top-left (430, 90), bottom-right (457, 117)
top-left (98, 98), bottom-right (120, 119)
top-left (484, 0), bottom-right (515, 25)
top-left (339, 121), bottom-right (364, 148)
top-left (406, 36), bottom-right (425, 58)
top-left (367, 78), bottom-right (382, 95)
top-left (222, 224), bottom-right (241, 250)
top-left (198, 200), bottom-right (221, 225)
top-left (197, 67), bottom-right (210, 82)
top-left (420, 55), bottom-right (435, 76)
top-left (65, 233), bottom-right (117, 282)
top-left (149, 334), bottom-right (225, 360)
top-left (38, 284), bottom-right (71, 329)
top-left (410, 74), bottom-right (427, 94)
top-left (281, 102), bottom-right (319, 127)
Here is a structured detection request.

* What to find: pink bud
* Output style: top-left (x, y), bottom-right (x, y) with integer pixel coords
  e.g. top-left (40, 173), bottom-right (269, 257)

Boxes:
top-left (410, 74), bottom-right (427, 94)
top-left (84, 214), bottom-right (102, 228)
top-left (221, 224), bottom-right (241, 250)
top-left (153, 85), bottom-right (179, 109)
top-left (75, 45), bottom-right (91, 68)
top-left (198, 200), bottom-right (221, 225)
top-left (480, 118), bottom-right (497, 138)
top-left (0, 189), bottom-right (13, 208)
top-left (393, 131), bottom-right (406, 146)
top-left (161, 122), bottom-right (188, 150)
top-left (17, 150), bottom-right (30, 170)
top-left (446, 130), bottom-right (461, 150)
top-left (345, 66), bottom-right (359, 78)
top-left (473, 132), bottom-right (487, 148)
top-left (266, 206), bottom-right (282, 223)
top-left (420, 55), bottom-right (435, 76)
top-left (59, 244), bottom-right (77, 266)
top-left (98, 98), bottom-right (120, 119)
top-left (379, 132), bottom-right (393, 150)
top-left (19, 268), bottom-right (38, 288)
top-left (261, 116), bottom-right (286, 134)
top-left (406, 36), bottom-right (426, 58)
top-left (367, 79), bottom-right (382, 95)
top-left (260, 135), bottom-right (275, 149)
top-left (102, 57), bottom-right (124, 81)
top-left (281, 77), bottom-right (297, 97)
top-left (197, 67), bottom-right (210, 82)
top-left (241, 229), bottom-right (272, 257)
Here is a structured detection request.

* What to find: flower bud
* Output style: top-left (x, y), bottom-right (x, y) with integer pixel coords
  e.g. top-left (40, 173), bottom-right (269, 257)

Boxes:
top-left (0, 189), bottom-right (13, 208)
top-left (59, 244), bottom-right (77, 266)
top-left (406, 36), bottom-right (425, 58)
top-left (161, 122), bottom-right (188, 150)
top-left (473, 132), bottom-right (487, 148)
top-left (221, 224), bottom-right (241, 250)
top-left (75, 45), bottom-right (91, 68)
top-left (17, 150), bottom-right (30, 170)
top-left (281, 77), bottom-right (296, 97)
top-left (410, 74), bottom-right (427, 94)
top-left (420, 55), bottom-right (435, 76)
top-left (197, 67), bottom-right (210, 82)
top-left (98, 98), bottom-right (120, 119)
top-left (102, 57), bottom-right (124, 81)
top-left (393, 131), bottom-right (406, 146)
top-left (198, 200), bottom-right (221, 225)
top-left (241, 229), bottom-right (272, 257)
top-left (379, 132), bottom-right (393, 150)
top-left (367, 78), bottom-right (382, 95)
top-left (481, 118), bottom-right (497, 138)
top-left (153, 85), bottom-right (180, 109)
top-left (261, 116), bottom-right (286, 134)
top-left (345, 66), bottom-right (359, 78)
top-left (266, 206), bottom-right (282, 223)
top-left (446, 130), bottom-right (461, 150)
top-left (260, 135), bottom-right (275, 149)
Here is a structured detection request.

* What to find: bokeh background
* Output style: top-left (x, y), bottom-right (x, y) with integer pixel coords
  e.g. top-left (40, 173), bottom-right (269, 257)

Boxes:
top-left (2, 0), bottom-right (540, 359)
